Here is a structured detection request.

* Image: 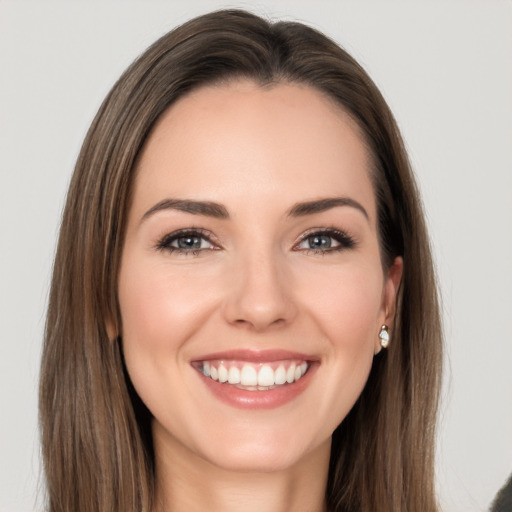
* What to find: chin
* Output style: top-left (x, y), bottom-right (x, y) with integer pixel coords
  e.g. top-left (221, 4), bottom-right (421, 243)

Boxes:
top-left (207, 448), bottom-right (296, 473)
top-left (196, 428), bottom-right (329, 474)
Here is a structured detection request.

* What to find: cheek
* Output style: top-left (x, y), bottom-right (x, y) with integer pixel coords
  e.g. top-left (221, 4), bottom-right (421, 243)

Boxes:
top-left (119, 260), bottom-right (215, 350)
top-left (292, 261), bottom-right (383, 421)
top-left (117, 258), bottom-right (220, 406)
top-left (296, 261), bottom-right (384, 346)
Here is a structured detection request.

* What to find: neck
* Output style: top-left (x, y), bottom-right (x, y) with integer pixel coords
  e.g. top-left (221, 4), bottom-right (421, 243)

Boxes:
top-left (152, 426), bottom-right (330, 512)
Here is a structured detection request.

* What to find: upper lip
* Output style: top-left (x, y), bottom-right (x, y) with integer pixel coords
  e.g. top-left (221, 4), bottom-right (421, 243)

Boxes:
top-left (191, 349), bottom-right (318, 363)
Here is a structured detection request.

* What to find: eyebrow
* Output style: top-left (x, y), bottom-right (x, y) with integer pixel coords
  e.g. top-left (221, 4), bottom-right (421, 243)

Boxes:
top-left (287, 197), bottom-right (369, 220)
top-left (141, 196), bottom-right (368, 223)
top-left (141, 199), bottom-right (229, 222)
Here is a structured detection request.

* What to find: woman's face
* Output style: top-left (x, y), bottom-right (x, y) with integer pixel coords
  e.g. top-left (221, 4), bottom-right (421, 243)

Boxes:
top-left (117, 81), bottom-right (402, 472)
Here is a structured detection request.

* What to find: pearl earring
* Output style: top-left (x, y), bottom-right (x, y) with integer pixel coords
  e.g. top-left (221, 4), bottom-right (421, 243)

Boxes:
top-left (379, 325), bottom-right (390, 348)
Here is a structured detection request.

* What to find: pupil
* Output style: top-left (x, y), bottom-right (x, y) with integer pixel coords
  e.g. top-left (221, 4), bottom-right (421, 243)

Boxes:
top-left (309, 235), bottom-right (331, 249)
top-left (178, 236), bottom-right (201, 249)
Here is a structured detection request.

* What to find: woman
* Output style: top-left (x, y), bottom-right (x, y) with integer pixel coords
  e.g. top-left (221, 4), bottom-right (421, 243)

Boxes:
top-left (39, 9), bottom-right (442, 512)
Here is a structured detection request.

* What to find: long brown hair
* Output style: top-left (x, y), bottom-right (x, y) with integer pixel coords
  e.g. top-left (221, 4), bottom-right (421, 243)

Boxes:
top-left (39, 9), bottom-right (442, 512)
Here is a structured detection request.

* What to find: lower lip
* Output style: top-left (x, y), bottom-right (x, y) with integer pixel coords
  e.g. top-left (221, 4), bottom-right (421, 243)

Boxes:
top-left (195, 363), bottom-right (317, 410)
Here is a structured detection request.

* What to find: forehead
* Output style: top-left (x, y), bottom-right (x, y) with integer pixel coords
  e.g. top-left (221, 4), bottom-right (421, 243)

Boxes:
top-left (133, 80), bottom-right (376, 221)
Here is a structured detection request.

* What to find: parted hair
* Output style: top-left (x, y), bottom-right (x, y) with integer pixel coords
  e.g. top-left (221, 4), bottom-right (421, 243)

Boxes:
top-left (39, 9), bottom-right (442, 512)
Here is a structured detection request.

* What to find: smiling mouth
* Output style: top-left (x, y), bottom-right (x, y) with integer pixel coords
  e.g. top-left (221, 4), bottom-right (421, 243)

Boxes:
top-left (193, 360), bottom-right (310, 391)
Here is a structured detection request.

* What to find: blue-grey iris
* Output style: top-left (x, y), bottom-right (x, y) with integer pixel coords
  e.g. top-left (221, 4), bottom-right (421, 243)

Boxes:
top-left (307, 235), bottom-right (332, 249)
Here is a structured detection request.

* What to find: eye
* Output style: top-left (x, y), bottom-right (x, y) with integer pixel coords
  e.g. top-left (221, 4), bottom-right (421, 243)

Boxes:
top-left (156, 229), bottom-right (218, 255)
top-left (295, 229), bottom-right (355, 254)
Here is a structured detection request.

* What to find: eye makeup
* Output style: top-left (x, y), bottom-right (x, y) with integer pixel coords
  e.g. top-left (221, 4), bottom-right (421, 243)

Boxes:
top-left (155, 228), bottom-right (220, 256)
top-left (154, 225), bottom-right (356, 257)
top-left (293, 227), bottom-right (356, 255)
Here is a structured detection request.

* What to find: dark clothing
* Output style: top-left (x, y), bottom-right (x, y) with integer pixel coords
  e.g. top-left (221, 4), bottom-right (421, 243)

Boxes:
top-left (491, 473), bottom-right (512, 512)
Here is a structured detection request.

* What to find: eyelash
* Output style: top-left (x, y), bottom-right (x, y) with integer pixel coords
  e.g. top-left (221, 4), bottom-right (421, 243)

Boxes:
top-left (294, 228), bottom-right (356, 255)
top-left (155, 228), bottom-right (218, 256)
top-left (155, 227), bottom-right (355, 256)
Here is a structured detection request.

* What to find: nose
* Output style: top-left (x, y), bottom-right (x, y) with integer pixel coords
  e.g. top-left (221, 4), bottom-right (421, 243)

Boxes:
top-left (222, 248), bottom-right (297, 332)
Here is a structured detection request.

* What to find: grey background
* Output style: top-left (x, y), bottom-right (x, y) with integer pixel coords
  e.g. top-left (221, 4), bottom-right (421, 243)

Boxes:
top-left (1, 1), bottom-right (511, 511)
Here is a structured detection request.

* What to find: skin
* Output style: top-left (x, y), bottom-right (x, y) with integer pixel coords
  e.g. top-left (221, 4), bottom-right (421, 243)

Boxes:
top-left (116, 80), bottom-right (402, 512)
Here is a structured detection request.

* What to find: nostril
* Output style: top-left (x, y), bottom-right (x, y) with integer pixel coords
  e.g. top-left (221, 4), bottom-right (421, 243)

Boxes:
top-left (232, 316), bottom-right (286, 331)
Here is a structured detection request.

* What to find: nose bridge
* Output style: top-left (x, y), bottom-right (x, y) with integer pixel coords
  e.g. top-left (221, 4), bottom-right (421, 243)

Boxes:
top-left (223, 241), bottom-right (295, 331)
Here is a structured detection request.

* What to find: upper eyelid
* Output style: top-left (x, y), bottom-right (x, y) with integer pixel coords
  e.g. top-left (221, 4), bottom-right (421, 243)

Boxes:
top-left (295, 227), bottom-right (353, 241)
top-left (162, 227), bottom-right (216, 240)
top-left (298, 227), bottom-right (341, 236)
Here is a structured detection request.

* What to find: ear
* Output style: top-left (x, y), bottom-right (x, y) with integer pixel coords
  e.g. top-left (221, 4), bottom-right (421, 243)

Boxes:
top-left (375, 256), bottom-right (403, 354)
top-left (105, 315), bottom-right (119, 341)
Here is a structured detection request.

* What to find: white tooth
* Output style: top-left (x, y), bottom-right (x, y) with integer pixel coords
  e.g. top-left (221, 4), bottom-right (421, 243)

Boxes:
top-left (295, 365), bottom-right (302, 381)
top-left (228, 366), bottom-right (241, 384)
top-left (210, 366), bottom-right (218, 381)
top-left (218, 364), bottom-right (228, 383)
top-left (286, 364), bottom-right (296, 383)
top-left (258, 365), bottom-right (275, 387)
top-left (300, 362), bottom-right (308, 375)
top-left (203, 362), bottom-right (211, 377)
top-left (274, 365), bottom-right (287, 385)
top-left (240, 365), bottom-right (258, 386)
